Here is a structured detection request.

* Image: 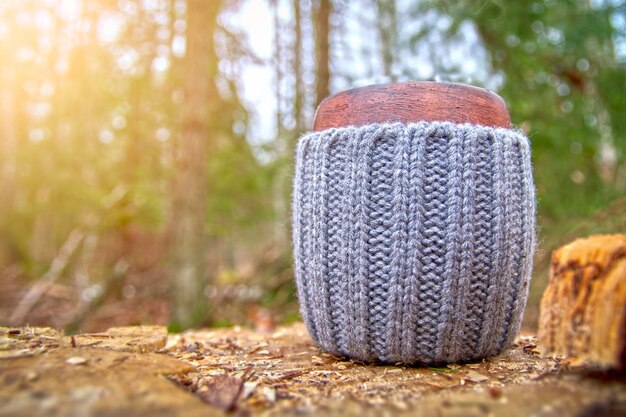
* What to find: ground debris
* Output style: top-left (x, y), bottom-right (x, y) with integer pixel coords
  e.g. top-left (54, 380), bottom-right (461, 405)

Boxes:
top-left (0, 325), bottom-right (213, 417)
top-left (465, 371), bottom-right (489, 383)
top-left (69, 325), bottom-right (167, 353)
top-left (65, 356), bottom-right (87, 365)
top-left (1, 323), bottom-right (625, 417)
top-left (1, 326), bottom-right (64, 356)
top-left (197, 374), bottom-right (244, 411)
top-left (166, 324), bottom-right (626, 416)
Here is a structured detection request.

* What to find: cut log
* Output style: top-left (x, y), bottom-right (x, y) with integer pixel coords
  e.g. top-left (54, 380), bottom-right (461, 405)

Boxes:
top-left (538, 234), bottom-right (626, 369)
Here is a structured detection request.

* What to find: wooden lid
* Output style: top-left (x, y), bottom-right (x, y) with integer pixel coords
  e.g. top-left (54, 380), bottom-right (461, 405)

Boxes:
top-left (312, 81), bottom-right (511, 131)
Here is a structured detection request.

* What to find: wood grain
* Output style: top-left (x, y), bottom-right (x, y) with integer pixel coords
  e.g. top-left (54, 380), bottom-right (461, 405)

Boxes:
top-left (313, 81), bottom-right (511, 131)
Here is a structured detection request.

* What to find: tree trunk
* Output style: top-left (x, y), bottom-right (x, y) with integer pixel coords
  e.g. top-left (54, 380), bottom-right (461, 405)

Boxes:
top-left (293, 0), bottom-right (304, 133)
top-left (168, 0), bottom-right (222, 329)
top-left (272, 0), bottom-right (284, 137)
top-left (314, 0), bottom-right (331, 107)
top-left (0, 84), bottom-right (17, 253)
top-left (376, 0), bottom-right (397, 81)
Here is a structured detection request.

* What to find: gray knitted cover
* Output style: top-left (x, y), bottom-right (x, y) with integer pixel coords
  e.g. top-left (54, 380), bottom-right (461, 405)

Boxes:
top-left (292, 121), bottom-right (536, 364)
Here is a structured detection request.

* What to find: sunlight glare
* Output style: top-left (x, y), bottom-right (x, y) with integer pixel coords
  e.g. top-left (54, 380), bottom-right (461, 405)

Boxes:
top-left (60, 0), bottom-right (81, 20)
top-left (98, 14), bottom-right (123, 43)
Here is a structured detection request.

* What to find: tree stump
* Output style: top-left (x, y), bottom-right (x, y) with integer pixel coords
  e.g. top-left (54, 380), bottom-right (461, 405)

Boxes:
top-left (538, 234), bottom-right (626, 369)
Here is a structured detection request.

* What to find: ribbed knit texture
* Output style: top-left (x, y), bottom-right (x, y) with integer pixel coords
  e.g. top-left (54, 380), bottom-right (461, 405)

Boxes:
top-left (292, 121), bottom-right (536, 364)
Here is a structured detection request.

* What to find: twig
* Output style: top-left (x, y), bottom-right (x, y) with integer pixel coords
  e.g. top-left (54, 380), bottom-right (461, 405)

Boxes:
top-left (65, 258), bottom-right (129, 334)
top-left (9, 229), bottom-right (86, 325)
top-left (9, 185), bottom-right (129, 327)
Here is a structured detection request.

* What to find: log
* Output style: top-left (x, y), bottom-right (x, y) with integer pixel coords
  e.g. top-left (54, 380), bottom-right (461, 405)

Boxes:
top-left (538, 234), bottom-right (626, 369)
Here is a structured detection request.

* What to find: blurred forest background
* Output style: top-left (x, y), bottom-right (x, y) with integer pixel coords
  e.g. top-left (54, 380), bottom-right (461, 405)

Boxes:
top-left (0, 0), bottom-right (624, 332)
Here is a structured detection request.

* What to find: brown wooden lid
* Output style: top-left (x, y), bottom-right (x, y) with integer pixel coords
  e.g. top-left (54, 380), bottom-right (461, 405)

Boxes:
top-left (312, 81), bottom-right (511, 131)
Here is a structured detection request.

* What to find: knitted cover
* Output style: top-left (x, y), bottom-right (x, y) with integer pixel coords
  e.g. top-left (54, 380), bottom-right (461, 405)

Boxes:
top-left (292, 121), bottom-right (536, 364)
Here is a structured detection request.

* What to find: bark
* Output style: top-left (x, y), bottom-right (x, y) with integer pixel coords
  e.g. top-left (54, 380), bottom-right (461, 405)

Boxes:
top-left (169, 0), bottom-right (222, 328)
top-left (314, 0), bottom-right (331, 107)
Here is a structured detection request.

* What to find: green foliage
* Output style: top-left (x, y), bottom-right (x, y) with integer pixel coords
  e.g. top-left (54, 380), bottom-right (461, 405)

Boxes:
top-left (420, 0), bottom-right (625, 233)
top-left (407, 0), bottom-right (625, 328)
top-left (1, 0), bottom-right (624, 330)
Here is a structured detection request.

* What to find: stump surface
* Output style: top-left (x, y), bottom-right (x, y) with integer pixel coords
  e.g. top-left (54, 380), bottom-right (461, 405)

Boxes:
top-left (2, 323), bottom-right (625, 416)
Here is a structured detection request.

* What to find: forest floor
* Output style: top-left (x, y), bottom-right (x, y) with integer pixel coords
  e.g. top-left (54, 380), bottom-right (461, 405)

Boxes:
top-left (1, 323), bottom-right (625, 417)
